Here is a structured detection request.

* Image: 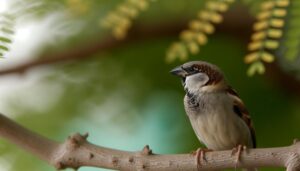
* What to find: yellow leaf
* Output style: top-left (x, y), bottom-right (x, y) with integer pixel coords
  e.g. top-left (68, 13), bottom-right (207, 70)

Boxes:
top-left (118, 18), bottom-right (131, 29)
top-left (187, 42), bottom-right (199, 54)
top-left (261, 52), bottom-right (275, 63)
top-left (254, 21), bottom-right (268, 30)
top-left (135, 0), bottom-right (149, 11)
top-left (189, 20), bottom-right (202, 30)
top-left (261, 1), bottom-right (274, 10)
top-left (206, 1), bottom-right (228, 12)
top-left (276, 0), bottom-right (289, 7)
top-left (113, 27), bottom-right (127, 40)
top-left (202, 22), bottom-right (215, 34)
top-left (166, 42), bottom-right (188, 62)
top-left (270, 19), bottom-right (285, 27)
top-left (128, 8), bottom-right (138, 18)
top-left (244, 52), bottom-right (259, 64)
top-left (267, 29), bottom-right (282, 38)
top-left (248, 41), bottom-right (263, 51)
top-left (210, 12), bottom-right (223, 23)
top-left (118, 5), bottom-right (138, 18)
top-left (180, 31), bottom-right (195, 41)
top-left (257, 11), bottom-right (271, 20)
top-left (217, 2), bottom-right (228, 12)
top-left (265, 40), bottom-right (279, 49)
top-left (199, 11), bottom-right (223, 23)
top-left (198, 11), bottom-right (210, 20)
top-left (118, 5), bottom-right (131, 15)
top-left (273, 9), bottom-right (287, 17)
top-left (252, 31), bottom-right (266, 40)
top-left (196, 33), bottom-right (207, 45)
top-left (206, 2), bottom-right (218, 10)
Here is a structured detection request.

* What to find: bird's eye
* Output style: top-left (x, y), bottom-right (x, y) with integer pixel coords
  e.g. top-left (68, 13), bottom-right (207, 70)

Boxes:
top-left (187, 67), bottom-right (194, 72)
top-left (183, 66), bottom-right (198, 74)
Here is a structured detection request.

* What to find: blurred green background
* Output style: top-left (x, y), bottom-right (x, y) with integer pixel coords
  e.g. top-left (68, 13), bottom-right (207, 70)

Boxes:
top-left (0, 0), bottom-right (299, 171)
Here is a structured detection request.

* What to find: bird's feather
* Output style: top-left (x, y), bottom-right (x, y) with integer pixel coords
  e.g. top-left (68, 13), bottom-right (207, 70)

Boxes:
top-left (226, 86), bottom-right (256, 148)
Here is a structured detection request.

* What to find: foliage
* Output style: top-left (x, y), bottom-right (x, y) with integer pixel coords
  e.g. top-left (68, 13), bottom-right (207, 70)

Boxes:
top-left (102, 0), bottom-right (299, 76)
top-left (2, 0), bottom-right (299, 75)
top-left (0, 13), bottom-right (14, 58)
top-left (101, 0), bottom-right (156, 40)
top-left (166, 0), bottom-right (235, 63)
top-left (246, 0), bottom-right (289, 76)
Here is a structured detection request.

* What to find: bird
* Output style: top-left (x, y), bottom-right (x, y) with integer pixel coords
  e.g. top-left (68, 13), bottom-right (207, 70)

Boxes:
top-left (170, 61), bottom-right (256, 170)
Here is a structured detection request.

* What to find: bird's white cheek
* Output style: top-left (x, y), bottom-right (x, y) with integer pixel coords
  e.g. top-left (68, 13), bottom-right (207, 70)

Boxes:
top-left (184, 73), bottom-right (209, 94)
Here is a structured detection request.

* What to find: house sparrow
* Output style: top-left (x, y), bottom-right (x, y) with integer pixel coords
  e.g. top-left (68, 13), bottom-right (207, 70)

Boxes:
top-left (171, 61), bottom-right (256, 169)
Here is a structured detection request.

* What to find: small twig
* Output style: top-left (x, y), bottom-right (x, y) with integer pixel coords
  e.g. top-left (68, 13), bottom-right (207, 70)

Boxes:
top-left (141, 145), bottom-right (153, 155)
top-left (0, 113), bottom-right (300, 171)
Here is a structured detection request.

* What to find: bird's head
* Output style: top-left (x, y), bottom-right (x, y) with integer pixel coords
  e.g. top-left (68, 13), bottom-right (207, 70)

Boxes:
top-left (170, 61), bottom-right (226, 94)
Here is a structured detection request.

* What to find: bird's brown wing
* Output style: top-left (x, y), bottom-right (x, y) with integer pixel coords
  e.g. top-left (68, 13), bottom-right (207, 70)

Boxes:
top-left (226, 86), bottom-right (256, 148)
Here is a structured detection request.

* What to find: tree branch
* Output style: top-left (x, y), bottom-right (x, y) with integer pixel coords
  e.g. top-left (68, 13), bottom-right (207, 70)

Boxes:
top-left (0, 19), bottom-right (189, 76)
top-left (0, 113), bottom-right (300, 171)
top-left (0, 37), bottom-right (121, 75)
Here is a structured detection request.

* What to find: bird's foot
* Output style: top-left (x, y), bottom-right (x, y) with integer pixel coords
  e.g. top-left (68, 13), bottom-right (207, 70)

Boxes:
top-left (192, 148), bottom-right (212, 169)
top-left (231, 144), bottom-right (247, 164)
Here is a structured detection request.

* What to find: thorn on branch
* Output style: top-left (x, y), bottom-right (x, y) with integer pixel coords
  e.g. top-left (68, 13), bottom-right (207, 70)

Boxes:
top-left (112, 156), bottom-right (119, 166)
top-left (128, 156), bottom-right (134, 163)
top-left (55, 161), bottom-right (66, 170)
top-left (142, 164), bottom-right (146, 169)
top-left (141, 145), bottom-right (152, 155)
top-left (293, 139), bottom-right (299, 145)
top-left (89, 153), bottom-right (94, 159)
top-left (67, 133), bottom-right (89, 149)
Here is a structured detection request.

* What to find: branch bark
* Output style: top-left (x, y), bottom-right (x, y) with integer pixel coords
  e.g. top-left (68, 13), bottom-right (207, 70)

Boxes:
top-left (0, 113), bottom-right (300, 171)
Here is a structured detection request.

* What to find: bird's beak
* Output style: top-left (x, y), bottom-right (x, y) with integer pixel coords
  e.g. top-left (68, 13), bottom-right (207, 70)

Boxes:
top-left (170, 66), bottom-right (187, 78)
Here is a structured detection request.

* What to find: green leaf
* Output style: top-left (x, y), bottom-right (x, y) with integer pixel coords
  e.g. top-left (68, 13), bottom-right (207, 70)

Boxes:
top-left (0, 37), bottom-right (12, 43)
top-left (0, 45), bottom-right (9, 51)
top-left (1, 27), bottom-right (14, 34)
top-left (247, 61), bottom-right (265, 76)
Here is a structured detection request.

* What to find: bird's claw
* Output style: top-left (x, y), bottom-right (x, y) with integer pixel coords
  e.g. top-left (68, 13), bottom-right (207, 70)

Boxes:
top-left (231, 145), bottom-right (247, 163)
top-left (192, 148), bottom-right (212, 169)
